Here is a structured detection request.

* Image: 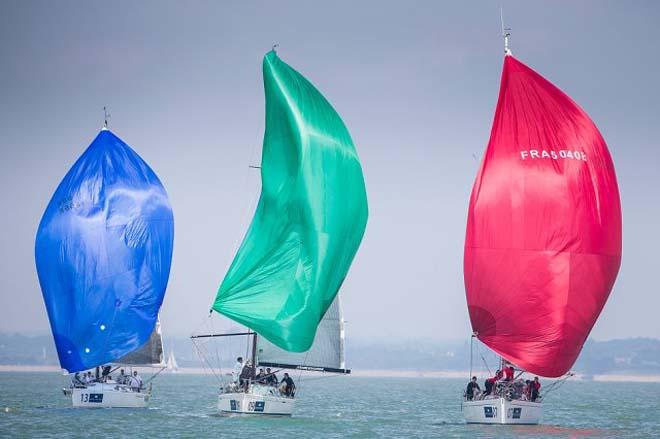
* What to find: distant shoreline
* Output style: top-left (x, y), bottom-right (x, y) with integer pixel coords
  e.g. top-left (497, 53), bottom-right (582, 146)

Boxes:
top-left (2, 365), bottom-right (660, 383)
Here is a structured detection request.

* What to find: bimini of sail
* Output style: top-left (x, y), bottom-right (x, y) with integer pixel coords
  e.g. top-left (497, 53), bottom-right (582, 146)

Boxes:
top-left (35, 129), bottom-right (174, 373)
top-left (213, 51), bottom-right (368, 353)
top-left (464, 55), bottom-right (622, 378)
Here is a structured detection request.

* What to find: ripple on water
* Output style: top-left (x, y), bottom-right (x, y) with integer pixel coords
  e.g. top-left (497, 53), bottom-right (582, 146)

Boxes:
top-left (0, 374), bottom-right (658, 438)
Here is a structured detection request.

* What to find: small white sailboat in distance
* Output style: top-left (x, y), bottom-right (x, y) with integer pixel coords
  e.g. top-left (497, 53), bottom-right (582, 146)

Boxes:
top-left (461, 26), bottom-right (621, 424)
top-left (166, 349), bottom-right (179, 373)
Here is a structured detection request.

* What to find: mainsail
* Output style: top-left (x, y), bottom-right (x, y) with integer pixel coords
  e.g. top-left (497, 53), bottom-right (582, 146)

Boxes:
top-left (35, 128), bottom-right (174, 373)
top-left (212, 51), bottom-right (368, 353)
top-left (115, 319), bottom-right (165, 366)
top-left (464, 54), bottom-right (622, 377)
top-left (257, 296), bottom-right (347, 373)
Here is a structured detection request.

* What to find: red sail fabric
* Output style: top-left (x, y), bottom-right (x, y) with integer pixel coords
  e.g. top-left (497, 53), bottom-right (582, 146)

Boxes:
top-left (464, 55), bottom-right (622, 377)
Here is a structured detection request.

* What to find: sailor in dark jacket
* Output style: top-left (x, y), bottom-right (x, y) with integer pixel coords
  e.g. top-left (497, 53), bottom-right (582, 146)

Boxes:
top-left (466, 376), bottom-right (481, 400)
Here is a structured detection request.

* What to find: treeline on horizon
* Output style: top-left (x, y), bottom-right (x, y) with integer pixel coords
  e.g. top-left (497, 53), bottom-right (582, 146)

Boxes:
top-left (1, 333), bottom-right (659, 375)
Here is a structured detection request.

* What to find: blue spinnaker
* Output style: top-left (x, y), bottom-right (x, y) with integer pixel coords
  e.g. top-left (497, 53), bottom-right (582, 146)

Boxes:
top-left (35, 129), bottom-right (174, 373)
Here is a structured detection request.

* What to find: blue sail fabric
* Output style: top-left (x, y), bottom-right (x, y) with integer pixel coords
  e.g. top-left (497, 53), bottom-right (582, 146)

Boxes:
top-left (35, 129), bottom-right (174, 373)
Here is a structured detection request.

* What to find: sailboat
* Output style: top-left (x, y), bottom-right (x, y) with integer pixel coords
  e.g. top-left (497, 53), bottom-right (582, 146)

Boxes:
top-left (166, 349), bottom-right (179, 373)
top-left (192, 49), bottom-right (368, 416)
top-left (461, 31), bottom-right (622, 424)
top-left (35, 120), bottom-right (174, 408)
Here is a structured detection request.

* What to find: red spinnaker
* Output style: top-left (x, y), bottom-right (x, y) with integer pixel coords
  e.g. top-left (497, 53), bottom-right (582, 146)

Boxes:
top-left (464, 55), bottom-right (622, 377)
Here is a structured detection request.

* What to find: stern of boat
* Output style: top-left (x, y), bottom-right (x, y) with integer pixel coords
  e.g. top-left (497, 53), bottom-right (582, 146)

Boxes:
top-left (463, 397), bottom-right (541, 424)
top-left (218, 385), bottom-right (294, 416)
top-left (71, 383), bottom-right (150, 408)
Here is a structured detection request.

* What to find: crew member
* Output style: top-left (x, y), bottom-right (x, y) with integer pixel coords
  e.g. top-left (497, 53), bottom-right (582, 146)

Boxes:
top-left (117, 369), bottom-right (128, 385)
top-left (466, 376), bottom-right (480, 400)
top-left (256, 368), bottom-right (267, 384)
top-left (130, 370), bottom-right (143, 392)
top-left (266, 368), bottom-right (278, 386)
top-left (240, 361), bottom-right (255, 390)
top-left (504, 364), bottom-right (515, 381)
top-left (232, 357), bottom-right (243, 384)
top-left (531, 376), bottom-right (541, 402)
top-left (280, 373), bottom-right (296, 397)
top-left (101, 365), bottom-right (112, 382)
top-left (72, 372), bottom-right (84, 387)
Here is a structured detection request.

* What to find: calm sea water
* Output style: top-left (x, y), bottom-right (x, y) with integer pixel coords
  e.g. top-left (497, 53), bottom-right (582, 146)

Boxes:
top-left (0, 372), bottom-right (657, 438)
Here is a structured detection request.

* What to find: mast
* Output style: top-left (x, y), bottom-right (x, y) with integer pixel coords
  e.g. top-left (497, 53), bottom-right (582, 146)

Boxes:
top-left (500, 7), bottom-right (512, 56)
top-left (251, 332), bottom-right (258, 367)
top-left (102, 106), bottom-right (110, 130)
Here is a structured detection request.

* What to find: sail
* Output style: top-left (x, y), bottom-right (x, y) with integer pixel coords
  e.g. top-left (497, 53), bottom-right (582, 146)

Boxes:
top-left (256, 296), bottom-right (347, 373)
top-left (35, 129), bottom-right (174, 373)
top-left (114, 319), bottom-right (164, 366)
top-left (464, 55), bottom-right (622, 377)
top-left (213, 51), bottom-right (368, 353)
top-left (166, 350), bottom-right (179, 371)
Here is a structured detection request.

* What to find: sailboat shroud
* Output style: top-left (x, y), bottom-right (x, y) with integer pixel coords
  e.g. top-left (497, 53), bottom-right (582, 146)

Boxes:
top-left (35, 129), bottom-right (174, 373)
top-left (464, 55), bottom-right (622, 378)
top-left (212, 51), bottom-right (368, 354)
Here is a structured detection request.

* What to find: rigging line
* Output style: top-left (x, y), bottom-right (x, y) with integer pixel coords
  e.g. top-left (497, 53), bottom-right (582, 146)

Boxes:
top-left (210, 316), bottom-right (225, 379)
top-left (296, 349), bottom-right (312, 393)
top-left (477, 340), bottom-right (492, 376)
top-left (143, 366), bottom-right (167, 386)
top-left (191, 338), bottom-right (223, 385)
top-left (542, 372), bottom-right (575, 398)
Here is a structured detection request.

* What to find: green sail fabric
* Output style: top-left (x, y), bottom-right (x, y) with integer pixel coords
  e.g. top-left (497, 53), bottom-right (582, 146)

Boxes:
top-left (213, 51), bottom-right (368, 353)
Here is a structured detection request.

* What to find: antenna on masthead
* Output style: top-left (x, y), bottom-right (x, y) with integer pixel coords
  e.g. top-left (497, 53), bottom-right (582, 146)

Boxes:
top-left (102, 106), bottom-right (110, 130)
top-left (500, 6), bottom-right (512, 56)
top-left (272, 43), bottom-right (279, 53)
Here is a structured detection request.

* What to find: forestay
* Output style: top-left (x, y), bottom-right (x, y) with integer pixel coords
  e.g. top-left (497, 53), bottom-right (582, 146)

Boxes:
top-left (256, 297), bottom-right (348, 373)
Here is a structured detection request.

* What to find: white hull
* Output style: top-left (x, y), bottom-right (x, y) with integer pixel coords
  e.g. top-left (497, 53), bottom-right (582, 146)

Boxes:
top-left (218, 385), bottom-right (294, 416)
top-left (70, 383), bottom-right (150, 408)
top-left (463, 397), bottom-right (541, 424)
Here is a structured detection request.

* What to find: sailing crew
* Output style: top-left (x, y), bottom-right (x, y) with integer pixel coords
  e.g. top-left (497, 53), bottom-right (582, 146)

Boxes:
top-left (256, 368), bottom-right (267, 384)
top-left (504, 365), bottom-right (515, 381)
top-left (240, 361), bottom-right (255, 390)
top-left (280, 373), bottom-right (296, 397)
top-left (530, 377), bottom-right (541, 402)
top-left (130, 371), bottom-right (143, 392)
top-left (117, 369), bottom-right (128, 385)
top-left (101, 365), bottom-right (112, 382)
top-left (232, 357), bottom-right (243, 384)
top-left (465, 376), bottom-right (481, 401)
top-left (484, 370), bottom-right (500, 396)
top-left (72, 372), bottom-right (84, 387)
top-left (265, 368), bottom-right (278, 386)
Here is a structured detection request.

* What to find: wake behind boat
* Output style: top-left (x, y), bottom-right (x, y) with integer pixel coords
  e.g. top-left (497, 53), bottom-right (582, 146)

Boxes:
top-left (460, 28), bottom-right (621, 425)
top-left (35, 117), bottom-right (174, 408)
top-left (191, 48), bottom-right (368, 417)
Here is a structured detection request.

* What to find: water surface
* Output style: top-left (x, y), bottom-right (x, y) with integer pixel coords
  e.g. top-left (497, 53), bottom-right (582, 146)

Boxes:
top-left (0, 372), bottom-right (656, 438)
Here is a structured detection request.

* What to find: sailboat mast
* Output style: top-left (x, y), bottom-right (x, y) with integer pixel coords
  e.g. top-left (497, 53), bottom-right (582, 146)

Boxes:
top-left (500, 7), bottom-right (512, 56)
top-left (251, 332), bottom-right (258, 368)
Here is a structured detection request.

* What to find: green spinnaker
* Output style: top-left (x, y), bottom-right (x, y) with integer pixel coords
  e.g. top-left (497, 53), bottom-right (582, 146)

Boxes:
top-left (212, 51), bottom-right (368, 352)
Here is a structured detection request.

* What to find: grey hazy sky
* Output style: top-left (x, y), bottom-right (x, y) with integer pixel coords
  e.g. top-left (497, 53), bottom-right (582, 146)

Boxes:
top-left (1, 1), bottom-right (658, 342)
